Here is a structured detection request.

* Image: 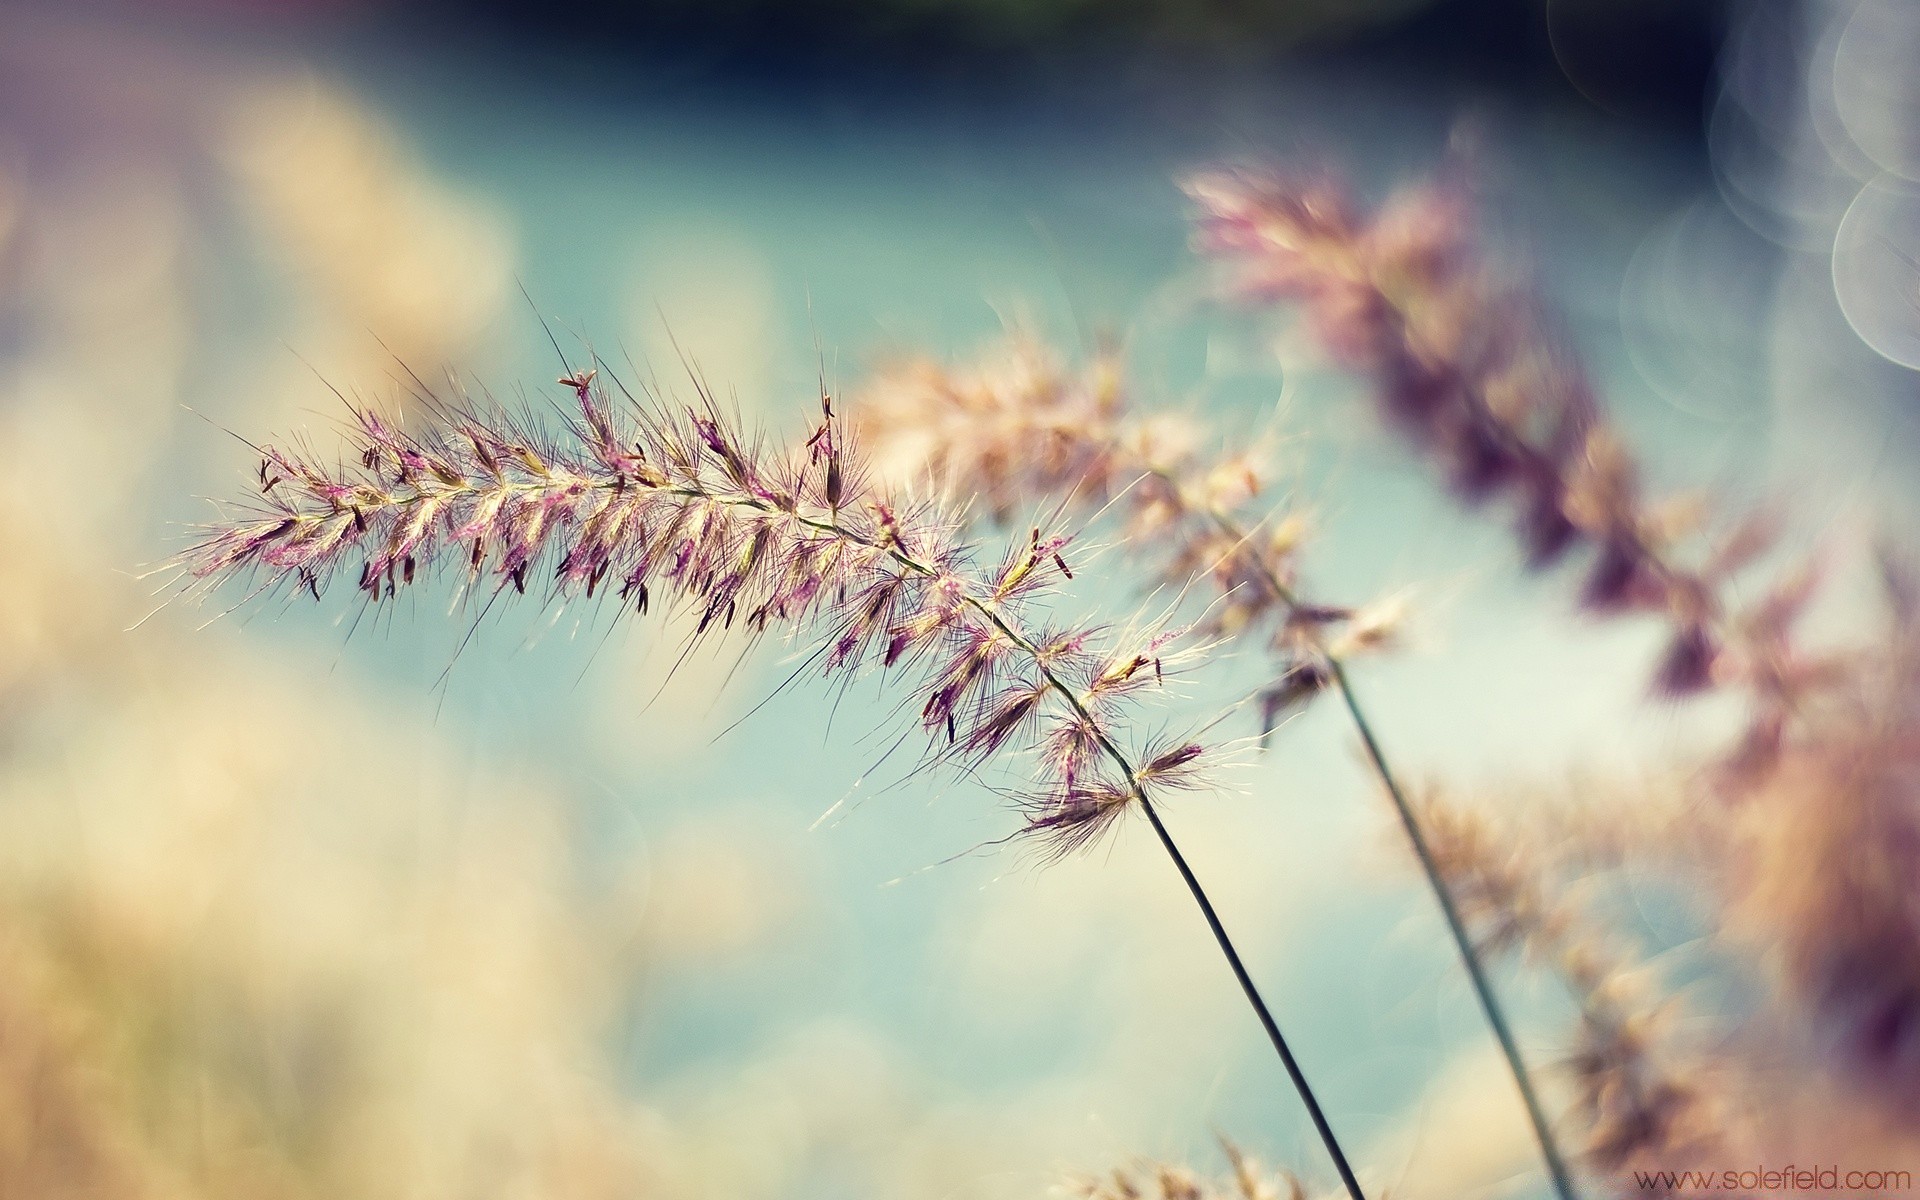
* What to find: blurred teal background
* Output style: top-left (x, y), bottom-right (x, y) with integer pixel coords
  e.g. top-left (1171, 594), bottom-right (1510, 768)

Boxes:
top-left (2, 1), bottom-right (1917, 1197)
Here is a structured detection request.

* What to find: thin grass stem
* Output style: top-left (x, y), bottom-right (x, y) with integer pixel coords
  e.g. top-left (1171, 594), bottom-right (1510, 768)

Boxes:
top-left (1136, 795), bottom-right (1368, 1200)
top-left (795, 506), bottom-right (1370, 1200)
top-left (1191, 501), bottom-right (1579, 1200)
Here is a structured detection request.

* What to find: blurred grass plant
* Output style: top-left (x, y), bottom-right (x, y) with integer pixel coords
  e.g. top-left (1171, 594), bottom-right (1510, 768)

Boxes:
top-left (1174, 162), bottom-right (1920, 1192)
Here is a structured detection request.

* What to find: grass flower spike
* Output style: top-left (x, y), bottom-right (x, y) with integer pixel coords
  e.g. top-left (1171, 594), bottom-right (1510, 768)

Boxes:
top-left (1074, 1141), bottom-right (1330, 1200)
top-left (1183, 167), bottom-right (1846, 789)
top-left (1730, 568), bottom-right (1920, 1112)
top-left (183, 361), bottom-right (1370, 1199)
top-left (1186, 158), bottom-right (1920, 1182)
top-left (191, 371), bottom-right (1196, 855)
top-left (1185, 172), bottom-right (1672, 642)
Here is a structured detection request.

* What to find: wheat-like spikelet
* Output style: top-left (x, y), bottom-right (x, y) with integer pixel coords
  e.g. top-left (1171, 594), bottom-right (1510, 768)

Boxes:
top-left (185, 368), bottom-right (1218, 856)
top-left (1182, 168), bottom-right (1850, 786)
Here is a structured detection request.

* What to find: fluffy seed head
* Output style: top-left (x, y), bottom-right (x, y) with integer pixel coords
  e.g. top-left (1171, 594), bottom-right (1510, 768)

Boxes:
top-left (183, 365), bottom-right (1214, 857)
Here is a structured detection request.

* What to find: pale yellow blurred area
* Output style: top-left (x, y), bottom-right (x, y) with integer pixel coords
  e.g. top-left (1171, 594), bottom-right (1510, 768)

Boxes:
top-left (216, 71), bottom-right (517, 433)
top-left (628, 220), bottom-right (782, 419)
top-left (221, 75), bottom-right (513, 364)
top-left (1366, 1045), bottom-right (1537, 1200)
top-left (2, 154), bottom-right (192, 541)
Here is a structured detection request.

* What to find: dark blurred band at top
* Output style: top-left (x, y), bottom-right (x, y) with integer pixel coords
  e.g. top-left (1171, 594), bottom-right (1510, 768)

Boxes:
top-left (83, 0), bottom-right (1734, 134)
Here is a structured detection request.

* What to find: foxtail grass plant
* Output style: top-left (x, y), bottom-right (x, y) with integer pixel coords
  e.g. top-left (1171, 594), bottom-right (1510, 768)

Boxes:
top-left (180, 364), bottom-right (1370, 1199)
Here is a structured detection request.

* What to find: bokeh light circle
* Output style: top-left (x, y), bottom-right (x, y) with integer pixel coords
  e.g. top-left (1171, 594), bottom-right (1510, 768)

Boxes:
top-left (1706, 6), bottom-right (1862, 255)
top-left (1619, 201), bottom-right (1773, 421)
top-left (1833, 174), bottom-right (1920, 370)
top-left (1832, 0), bottom-right (1920, 181)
